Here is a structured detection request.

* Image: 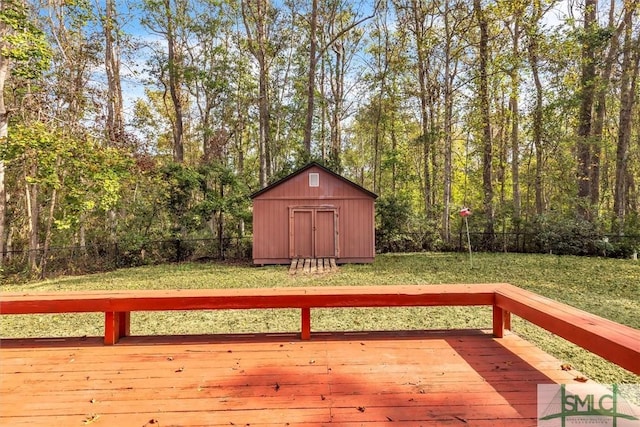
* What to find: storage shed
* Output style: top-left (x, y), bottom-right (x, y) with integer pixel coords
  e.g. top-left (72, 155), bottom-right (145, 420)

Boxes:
top-left (251, 162), bottom-right (378, 265)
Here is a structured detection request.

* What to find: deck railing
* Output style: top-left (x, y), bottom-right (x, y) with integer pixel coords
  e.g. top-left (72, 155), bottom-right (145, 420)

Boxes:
top-left (1, 284), bottom-right (639, 375)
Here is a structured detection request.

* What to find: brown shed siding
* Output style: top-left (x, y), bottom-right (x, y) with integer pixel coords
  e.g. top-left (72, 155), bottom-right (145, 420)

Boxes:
top-left (251, 163), bottom-right (377, 265)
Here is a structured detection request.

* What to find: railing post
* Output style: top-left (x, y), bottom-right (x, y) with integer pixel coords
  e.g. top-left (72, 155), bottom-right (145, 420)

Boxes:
top-left (492, 305), bottom-right (505, 338)
top-left (301, 307), bottom-right (311, 340)
top-left (105, 312), bottom-right (119, 345)
top-left (105, 311), bottom-right (130, 345)
top-left (119, 312), bottom-right (131, 338)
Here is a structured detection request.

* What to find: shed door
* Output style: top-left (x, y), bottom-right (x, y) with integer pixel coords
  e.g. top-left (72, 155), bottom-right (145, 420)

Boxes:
top-left (292, 210), bottom-right (313, 258)
top-left (315, 210), bottom-right (336, 257)
top-left (290, 208), bottom-right (338, 258)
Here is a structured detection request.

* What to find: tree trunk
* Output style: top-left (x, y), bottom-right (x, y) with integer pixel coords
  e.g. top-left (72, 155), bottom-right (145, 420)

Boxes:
top-left (39, 158), bottom-right (61, 279)
top-left (528, 24), bottom-right (544, 216)
top-left (613, 8), bottom-right (639, 232)
top-left (409, 0), bottom-right (433, 215)
top-left (329, 39), bottom-right (344, 169)
top-left (0, 8), bottom-right (9, 266)
top-left (371, 21), bottom-right (389, 196)
top-left (25, 173), bottom-right (39, 273)
top-left (509, 16), bottom-right (521, 229)
top-left (474, 0), bottom-right (494, 241)
top-left (576, 0), bottom-right (597, 219)
top-left (104, 0), bottom-right (124, 146)
top-left (303, 0), bottom-right (318, 157)
top-left (441, 0), bottom-right (459, 244)
top-left (590, 0), bottom-right (624, 208)
top-left (241, 0), bottom-right (272, 186)
top-left (164, 0), bottom-right (184, 163)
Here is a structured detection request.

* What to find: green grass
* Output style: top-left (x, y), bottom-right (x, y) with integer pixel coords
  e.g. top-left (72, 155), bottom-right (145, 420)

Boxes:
top-left (1, 252), bottom-right (639, 384)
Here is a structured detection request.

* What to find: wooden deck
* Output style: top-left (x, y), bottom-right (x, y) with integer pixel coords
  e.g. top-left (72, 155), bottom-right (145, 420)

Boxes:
top-left (0, 330), bottom-right (585, 426)
top-left (289, 258), bottom-right (338, 274)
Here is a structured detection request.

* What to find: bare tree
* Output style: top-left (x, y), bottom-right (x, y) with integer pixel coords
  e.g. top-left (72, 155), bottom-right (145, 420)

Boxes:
top-left (302, 0), bottom-right (377, 157)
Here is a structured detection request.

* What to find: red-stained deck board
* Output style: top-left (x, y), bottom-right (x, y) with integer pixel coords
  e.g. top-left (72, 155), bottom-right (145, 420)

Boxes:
top-left (1, 330), bottom-right (584, 426)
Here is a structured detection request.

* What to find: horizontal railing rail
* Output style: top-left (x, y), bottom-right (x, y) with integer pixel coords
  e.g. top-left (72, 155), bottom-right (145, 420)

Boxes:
top-left (1, 284), bottom-right (639, 375)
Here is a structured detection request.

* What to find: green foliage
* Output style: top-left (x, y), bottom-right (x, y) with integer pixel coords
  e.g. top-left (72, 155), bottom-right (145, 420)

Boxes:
top-left (161, 162), bottom-right (202, 223)
top-left (376, 194), bottom-right (417, 252)
top-left (530, 214), bottom-right (603, 256)
top-left (0, 0), bottom-right (52, 79)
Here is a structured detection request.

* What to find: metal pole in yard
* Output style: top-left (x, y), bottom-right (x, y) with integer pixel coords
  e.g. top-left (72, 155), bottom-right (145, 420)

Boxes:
top-left (459, 208), bottom-right (472, 268)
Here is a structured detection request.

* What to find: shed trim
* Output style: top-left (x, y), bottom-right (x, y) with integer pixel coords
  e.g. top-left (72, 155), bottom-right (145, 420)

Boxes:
top-left (250, 162), bottom-right (378, 200)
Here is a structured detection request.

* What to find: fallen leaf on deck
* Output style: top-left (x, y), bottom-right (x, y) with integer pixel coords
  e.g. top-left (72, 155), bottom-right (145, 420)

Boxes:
top-left (167, 356), bottom-right (174, 361)
top-left (561, 363), bottom-right (573, 371)
top-left (82, 414), bottom-right (100, 424)
top-left (357, 406), bottom-right (366, 412)
top-left (454, 415), bottom-right (468, 423)
top-left (274, 383), bottom-right (280, 391)
top-left (574, 376), bottom-right (588, 383)
top-left (89, 398), bottom-right (96, 404)
top-left (386, 416), bottom-right (393, 421)
top-left (175, 367), bottom-right (184, 373)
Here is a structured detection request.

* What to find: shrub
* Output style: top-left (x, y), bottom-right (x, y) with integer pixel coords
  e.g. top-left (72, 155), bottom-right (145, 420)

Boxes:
top-left (531, 215), bottom-right (603, 256)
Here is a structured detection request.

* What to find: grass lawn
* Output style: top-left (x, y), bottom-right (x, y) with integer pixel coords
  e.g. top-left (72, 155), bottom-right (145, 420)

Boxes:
top-left (1, 252), bottom-right (638, 384)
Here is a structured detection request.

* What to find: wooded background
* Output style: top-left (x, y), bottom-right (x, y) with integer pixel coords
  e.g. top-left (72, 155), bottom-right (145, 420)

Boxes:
top-left (1, 0), bottom-right (639, 278)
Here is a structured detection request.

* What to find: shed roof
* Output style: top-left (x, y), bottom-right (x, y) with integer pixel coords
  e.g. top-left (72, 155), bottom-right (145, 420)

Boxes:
top-left (250, 162), bottom-right (378, 199)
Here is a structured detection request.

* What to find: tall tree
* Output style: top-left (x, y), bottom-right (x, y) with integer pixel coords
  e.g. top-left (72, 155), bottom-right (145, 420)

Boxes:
top-left (185, 0), bottom-right (236, 164)
top-left (0, 1), bottom-right (10, 266)
top-left (526, 0), bottom-right (545, 215)
top-left (575, 0), bottom-right (597, 219)
top-left (590, 0), bottom-right (625, 210)
top-left (102, 0), bottom-right (124, 146)
top-left (474, 0), bottom-right (494, 241)
top-left (397, 0), bottom-right (437, 215)
top-left (441, 0), bottom-right (467, 242)
top-left (142, 0), bottom-right (188, 163)
top-left (302, 0), bottom-right (318, 158)
top-left (505, 1), bottom-right (524, 226)
top-left (323, 1), bottom-right (366, 169)
top-left (613, 2), bottom-right (639, 231)
top-left (302, 0), bottom-right (377, 157)
top-left (242, 0), bottom-right (277, 186)
top-left (0, 0), bottom-right (50, 267)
